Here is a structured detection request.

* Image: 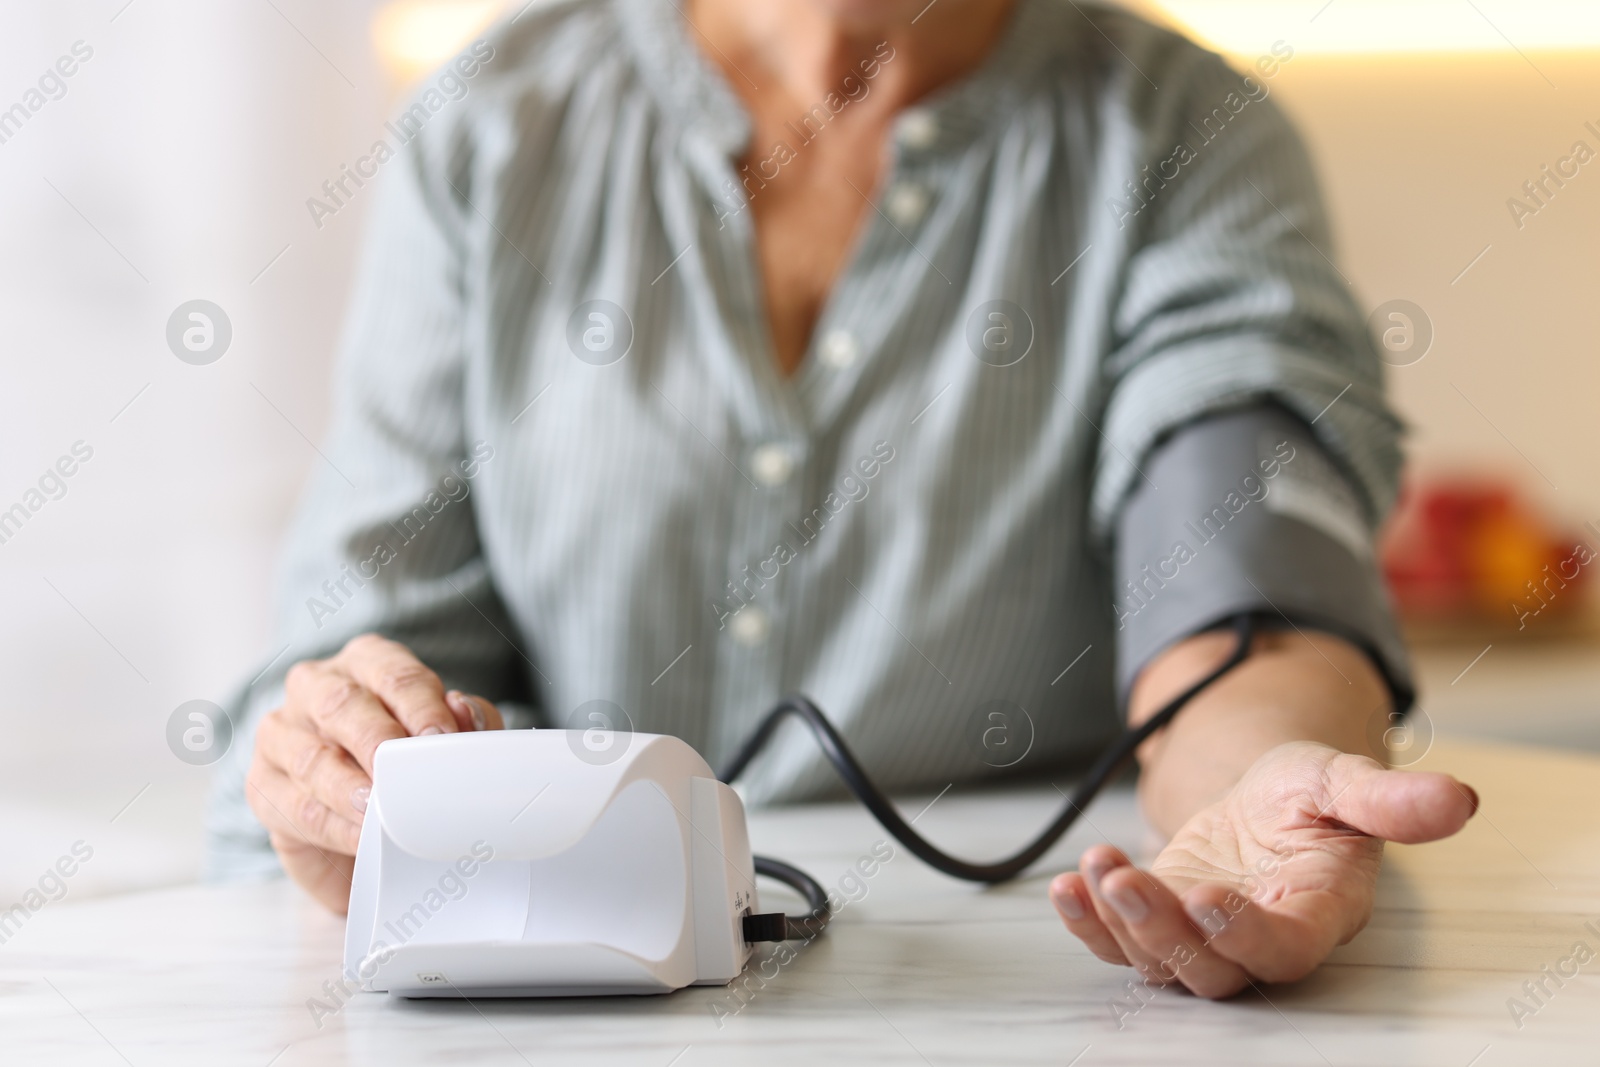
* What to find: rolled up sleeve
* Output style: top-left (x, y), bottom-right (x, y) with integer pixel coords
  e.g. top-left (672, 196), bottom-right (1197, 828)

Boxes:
top-left (1089, 49), bottom-right (1402, 544)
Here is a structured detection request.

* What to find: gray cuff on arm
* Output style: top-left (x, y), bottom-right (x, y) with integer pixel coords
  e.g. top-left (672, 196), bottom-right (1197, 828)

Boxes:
top-left (1113, 406), bottom-right (1414, 713)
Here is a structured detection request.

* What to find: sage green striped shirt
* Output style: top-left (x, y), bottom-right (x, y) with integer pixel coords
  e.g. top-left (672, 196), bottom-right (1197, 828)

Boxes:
top-left (207, 0), bottom-right (1401, 875)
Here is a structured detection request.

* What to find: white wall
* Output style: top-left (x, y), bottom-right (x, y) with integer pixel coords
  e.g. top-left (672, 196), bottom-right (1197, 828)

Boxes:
top-left (1273, 49), bottom-right (1600, 530)
top-left (0, 0), bottom-right (386, 900)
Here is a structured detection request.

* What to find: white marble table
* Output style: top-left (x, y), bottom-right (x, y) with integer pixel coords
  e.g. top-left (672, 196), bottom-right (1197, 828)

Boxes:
top-left (2, 739), bottom-right (1596, 1066)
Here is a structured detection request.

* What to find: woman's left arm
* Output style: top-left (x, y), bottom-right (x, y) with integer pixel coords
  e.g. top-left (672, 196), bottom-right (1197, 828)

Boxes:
top-left (1050, 625), bottom-right (1479, 999)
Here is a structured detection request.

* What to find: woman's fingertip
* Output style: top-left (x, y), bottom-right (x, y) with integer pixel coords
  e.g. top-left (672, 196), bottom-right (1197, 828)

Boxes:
top-left (1183, 893), bottom-right (1234, 938)
top-left (1051, 878), bottom-right (1085, 921)
top-left (1462, 783), bottom-right (1480, 816)
top-left (444, 689), bottom-right (480, 730)
top-left (1080, 845), bottom-right (1121, 880)
top-left (1105, 881), bottom-right (1149, 923)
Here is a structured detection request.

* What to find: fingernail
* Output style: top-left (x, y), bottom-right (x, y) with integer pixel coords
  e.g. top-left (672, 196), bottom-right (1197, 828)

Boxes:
top-left (1463, 784), bottom-right (1480, 815)
top-left (418, 725), bottom-right (444, 736)
top-left (350, 785), bottom-right (370, 814)
top-left (1054, 886), bottom-right (1085, 921)
top-left (1083, 862), bottom-right (1111, 894)
top-left (1106, 883), bottom-right (1149, 923)
top-left (448, 690), bottom-right (486, 731)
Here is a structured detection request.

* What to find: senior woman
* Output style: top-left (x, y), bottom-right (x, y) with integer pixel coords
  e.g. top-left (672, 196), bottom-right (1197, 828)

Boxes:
top-left (209, 0), bottom-right (1477, 999)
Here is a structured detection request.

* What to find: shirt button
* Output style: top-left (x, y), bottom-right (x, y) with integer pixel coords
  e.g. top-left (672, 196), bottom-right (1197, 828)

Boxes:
top-left (885, 182), bottom-right (930, 227)
top-left (898, 109), bottom-right (939, 151)
top-left (751, 444), bottom-right (794, 487)
top-left (729, 607), bottom-right (770, 647)
top-left (818, 329), bottom-right (859, 369)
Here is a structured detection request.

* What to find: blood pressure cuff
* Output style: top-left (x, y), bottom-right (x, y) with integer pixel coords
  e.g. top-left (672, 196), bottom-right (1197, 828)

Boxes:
top-left (1113, 405), bottom-right (1414, 713)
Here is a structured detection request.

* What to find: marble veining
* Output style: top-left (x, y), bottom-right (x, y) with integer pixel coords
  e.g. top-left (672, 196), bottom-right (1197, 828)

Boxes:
top-left (1, 739), bottom-right (1596, 1065)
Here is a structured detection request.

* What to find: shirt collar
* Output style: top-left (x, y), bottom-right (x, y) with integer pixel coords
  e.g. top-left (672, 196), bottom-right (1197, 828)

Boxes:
top-left (614, 0), bottom-right (753, 156)
top-left (891, 0), bottom-right (1077, 157)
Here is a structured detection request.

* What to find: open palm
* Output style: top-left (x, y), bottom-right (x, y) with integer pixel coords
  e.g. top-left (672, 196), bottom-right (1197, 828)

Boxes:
top-left (1051, 741), bottom-right (1478, 998)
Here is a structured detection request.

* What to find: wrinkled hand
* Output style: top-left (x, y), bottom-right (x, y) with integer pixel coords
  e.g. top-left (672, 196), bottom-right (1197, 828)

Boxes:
top-left (246, 634), bottom-right (503, 913)
top-left (1050, 741), bottom-right (1478, 999)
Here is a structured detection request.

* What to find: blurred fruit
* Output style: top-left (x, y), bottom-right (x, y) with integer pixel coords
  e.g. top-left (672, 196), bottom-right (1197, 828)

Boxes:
top-left (1381, 478), bottom-right (1592, 627)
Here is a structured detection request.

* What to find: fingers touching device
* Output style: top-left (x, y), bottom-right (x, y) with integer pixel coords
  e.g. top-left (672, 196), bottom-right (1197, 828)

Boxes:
top-left (344, 730), bottom-right (763, 997)
top-left (342, 616), bottom-right (1257, 999)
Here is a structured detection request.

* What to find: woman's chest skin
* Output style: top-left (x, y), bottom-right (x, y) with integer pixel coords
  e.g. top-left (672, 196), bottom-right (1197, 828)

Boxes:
top-left (737, 98), bottom-right (896, 377)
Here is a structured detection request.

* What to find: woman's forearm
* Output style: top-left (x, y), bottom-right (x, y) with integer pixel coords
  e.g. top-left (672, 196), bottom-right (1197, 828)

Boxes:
top-left (1127, 626), bottom-right (1393, 837)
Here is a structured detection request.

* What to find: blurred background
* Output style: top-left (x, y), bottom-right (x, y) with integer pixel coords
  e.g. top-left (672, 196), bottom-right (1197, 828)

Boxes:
top-left (1, 0), bottom-right (1596, 902)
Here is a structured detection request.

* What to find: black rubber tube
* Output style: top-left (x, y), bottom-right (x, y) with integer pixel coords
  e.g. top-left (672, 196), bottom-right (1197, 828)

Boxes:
top-left (729, 614), bottom-right (1256, 889)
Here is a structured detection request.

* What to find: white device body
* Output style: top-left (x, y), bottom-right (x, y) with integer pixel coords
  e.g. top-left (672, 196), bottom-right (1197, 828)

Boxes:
top-left (342, 729), bottom-right (756, 997)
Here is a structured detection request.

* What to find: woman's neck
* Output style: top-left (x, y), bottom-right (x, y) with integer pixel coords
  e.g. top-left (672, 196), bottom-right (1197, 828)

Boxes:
top-left (686, 0), bottom-right (1017, 115)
